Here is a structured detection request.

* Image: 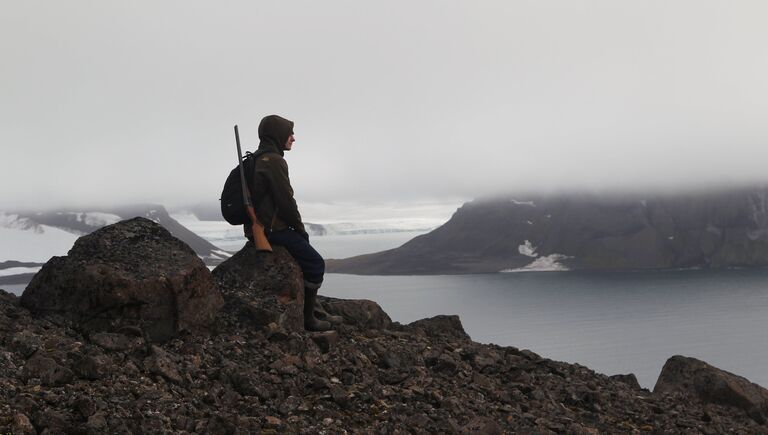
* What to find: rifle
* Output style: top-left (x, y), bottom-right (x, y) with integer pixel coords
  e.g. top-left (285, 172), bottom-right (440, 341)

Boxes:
top-left (235, 125), bottom-right (273, 252)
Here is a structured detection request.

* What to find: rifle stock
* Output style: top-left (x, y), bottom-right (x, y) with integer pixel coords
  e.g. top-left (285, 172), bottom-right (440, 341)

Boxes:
top-left (235, 125), bottom-right (273, 252)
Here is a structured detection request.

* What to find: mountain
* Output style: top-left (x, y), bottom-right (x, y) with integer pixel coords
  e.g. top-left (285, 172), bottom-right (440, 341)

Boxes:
top-left (0, 205), bottom-right (231, 284)
top-left (327, 187), bottom-right (768, 275)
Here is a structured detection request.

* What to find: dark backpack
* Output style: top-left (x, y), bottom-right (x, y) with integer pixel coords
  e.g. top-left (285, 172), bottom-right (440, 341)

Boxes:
top-left (220, 150), bottom-right (268, 225)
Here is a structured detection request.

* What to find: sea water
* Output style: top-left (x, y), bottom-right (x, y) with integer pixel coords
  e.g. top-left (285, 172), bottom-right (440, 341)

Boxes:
top-left (321, 269), bottom-right (768, 389)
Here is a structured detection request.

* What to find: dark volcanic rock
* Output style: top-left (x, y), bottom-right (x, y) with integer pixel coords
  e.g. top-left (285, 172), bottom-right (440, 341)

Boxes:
top-left (2, 236), bottom-right (766, 433)
top-left (610, 373), bottom-right (642, 390)
top-left (20, 217), bottom-right (223, 342)
top-left (654, 355), bottom-right (768, 423)
top-left (21, 353), bottom-right (74, 386)
top-left (213, 243), bottom-right (392, 334)
top-left (408, 314), bottom-right (470, 340)
top-left (212, 243), bottom-right (305, 333)
top-left (310, 330), bottom-right (339, 353)
top-left (329, 187), bottom-right (768, 274)
top-left (319, 296), bottom-right (392, 330)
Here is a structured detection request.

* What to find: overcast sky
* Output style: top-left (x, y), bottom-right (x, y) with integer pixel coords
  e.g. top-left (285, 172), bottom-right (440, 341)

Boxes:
top-left (3, 1), bottom-right (768, 211)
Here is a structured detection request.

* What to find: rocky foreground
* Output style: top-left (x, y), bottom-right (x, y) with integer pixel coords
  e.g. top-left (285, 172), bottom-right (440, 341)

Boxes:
top-left (1, 218), bottom-right (768, 434)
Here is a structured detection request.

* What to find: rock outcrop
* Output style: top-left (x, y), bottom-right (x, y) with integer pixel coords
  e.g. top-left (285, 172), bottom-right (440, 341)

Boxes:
top-left (318, 296), bottom-right (392, 330)
top-left (328, 186), bottom-right (768, 274)
top-left (212, 242), bottom-right (392, 335)
top-left (1, 283), bottom-right (765, 433)
top-left (212, 243), bottom-right (306, 334)
top-left (20, 217), bottom-right (223, 342)
top-left (655, 355), bottom-right (768, 423)
top-left (2, 220), bottom-right (767, 432)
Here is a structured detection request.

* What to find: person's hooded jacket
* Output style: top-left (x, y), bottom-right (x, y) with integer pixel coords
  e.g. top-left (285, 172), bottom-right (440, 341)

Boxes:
top-left (246, 115), bottom-right (307, 238)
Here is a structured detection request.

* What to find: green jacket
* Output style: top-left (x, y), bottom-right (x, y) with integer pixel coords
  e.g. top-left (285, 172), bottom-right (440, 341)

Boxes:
top-left (246, 115), bottom-right (306, 236)
top-left (250, 143), bottom-right (305, 235)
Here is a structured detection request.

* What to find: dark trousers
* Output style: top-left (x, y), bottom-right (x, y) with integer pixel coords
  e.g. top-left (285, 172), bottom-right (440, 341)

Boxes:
top-left (267, 229), bottom-right (325, 284)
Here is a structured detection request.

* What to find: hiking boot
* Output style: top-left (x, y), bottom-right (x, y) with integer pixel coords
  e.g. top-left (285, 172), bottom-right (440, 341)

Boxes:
top-left (304, 286), bottom-right (331, 332)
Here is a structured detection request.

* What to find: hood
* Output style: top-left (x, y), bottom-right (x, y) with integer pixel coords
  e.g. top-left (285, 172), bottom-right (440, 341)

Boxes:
top-left (257, 115), bottom-right (294, 156)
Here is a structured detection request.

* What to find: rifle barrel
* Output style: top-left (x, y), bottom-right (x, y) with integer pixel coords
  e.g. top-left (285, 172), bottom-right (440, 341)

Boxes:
top-left (235, 125), bottom-right (253, 207)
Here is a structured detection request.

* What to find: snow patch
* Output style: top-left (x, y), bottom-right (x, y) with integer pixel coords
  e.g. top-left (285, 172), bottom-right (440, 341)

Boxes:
top-left (76, 212), bottom-right (121, 227)
top-left (0, 266), bottom-right (42, 277)
top-left (518, 240), bottom-right (538, 257)
top-left (747, 229), bottom-right (768, 241)
top-left (0, 213), bottom-right (79, 262)
top-left (0, 213), bottom-right (39, 232)
top-left (706, 224), bottom-right (722, 236)
top-left (206, 249), bottom-right (233, 260)
top-left (500, 254), bottom-right (572, 273)
top-left (526, 220), bottom-right (533, 225)
top-left (170, 211), bottom-right (199, 222)
top-left (170, 216), bottom-right (245, 249)
top-left (308, 219), bottom-right (443, 236)
top-left (510, 199), bottom-right (535, 207)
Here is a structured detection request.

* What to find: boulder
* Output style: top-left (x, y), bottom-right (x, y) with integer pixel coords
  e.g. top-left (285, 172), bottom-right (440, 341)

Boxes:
top-left (408, 315), bottom-right (470, 340)
top-left (73, 351), bottom-right (114, 381)
top-left (319, 296), bottom-right (392, 330)
top-left (610, 373), bottom-right (642, 390)
top-left (145, 345), bottom-right (183, 384)
top-left (310, 330), bottom-right (339, 353)
top-left (20, 217), bottom-right (223, 342)
top-left (212, 244), bottom-right (393, 333)
top-left (654, 355), bottom-right (768, 423)
top-left (212, 244), bottom-right (304, 333)
top-left (10, 413), bottom-right (36, 435)
top-left (22, 353), bottom-right (73, 386)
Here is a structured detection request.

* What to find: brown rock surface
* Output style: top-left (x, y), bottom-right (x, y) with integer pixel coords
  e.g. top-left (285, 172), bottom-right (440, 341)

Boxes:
top-left (654, 355), bottom-right (768, 423)
top-left (1, 281), bottom-right (765, 433)
top-left (1, 231), bottom-right (766, 433)
top-left (318, 296), bottom-right (392, 330)
top-left (212, 243), bottom-right (305, 333)
top-left (20, 217), bottom-right (223, 341)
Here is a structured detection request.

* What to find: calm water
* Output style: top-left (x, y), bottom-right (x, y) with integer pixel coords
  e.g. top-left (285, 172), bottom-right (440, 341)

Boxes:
top-left (322, 269), bottom-right (768, 389)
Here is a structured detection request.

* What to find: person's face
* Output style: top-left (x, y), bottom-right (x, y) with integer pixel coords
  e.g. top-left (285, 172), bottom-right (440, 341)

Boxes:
top-left (284, 134), bottom-right (295, 151)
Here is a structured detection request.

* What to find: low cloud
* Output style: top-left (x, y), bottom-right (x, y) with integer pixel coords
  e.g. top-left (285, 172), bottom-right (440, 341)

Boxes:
top-left (2, 1), bottom-right (768, 211)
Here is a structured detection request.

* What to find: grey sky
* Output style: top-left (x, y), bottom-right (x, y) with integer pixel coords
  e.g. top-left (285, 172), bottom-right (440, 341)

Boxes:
top-left (2, 1), bottom-right (768, 211)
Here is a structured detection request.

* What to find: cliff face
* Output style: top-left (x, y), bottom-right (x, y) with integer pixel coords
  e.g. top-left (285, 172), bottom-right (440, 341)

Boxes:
top-left (327, 187), bottom-right (768, 274)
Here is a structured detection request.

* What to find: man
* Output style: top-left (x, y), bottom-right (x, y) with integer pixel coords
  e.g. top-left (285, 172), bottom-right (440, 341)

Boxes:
top-left (246, 114), bottom-right (338, 331)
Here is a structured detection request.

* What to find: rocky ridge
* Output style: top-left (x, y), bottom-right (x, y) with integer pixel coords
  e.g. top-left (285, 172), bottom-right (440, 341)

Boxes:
top-left (1, 219), bottom-right (767, 433)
